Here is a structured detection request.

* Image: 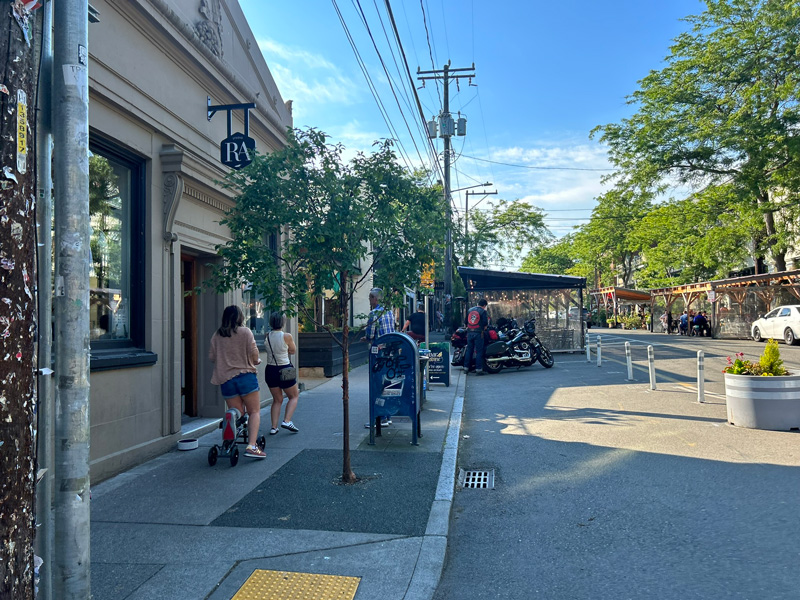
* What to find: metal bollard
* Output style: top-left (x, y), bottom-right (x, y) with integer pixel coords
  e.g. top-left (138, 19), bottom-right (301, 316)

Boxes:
top-left (596, 336), bottom-right (602, 367)
top-left (697, 350), bottom-right (705, 403)
top-left (586, 332), bottom-right (591, 362)
top-left (625, 341), bottom-right (634, 381)
top-left (648, 345), bottom-right (656, 390)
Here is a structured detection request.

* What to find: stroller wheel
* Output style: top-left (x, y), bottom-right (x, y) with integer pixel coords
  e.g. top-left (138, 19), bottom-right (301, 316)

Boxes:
top-left (257, 435), bottom-right (266, 450)
top-left (208, 445), bottom-right (218, 466)
top-left (230, 445), bottom-right (239, 467)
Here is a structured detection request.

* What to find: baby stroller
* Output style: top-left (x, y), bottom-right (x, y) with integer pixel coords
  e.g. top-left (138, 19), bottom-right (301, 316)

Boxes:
top-left (207, 407), bottom-right (266, 467)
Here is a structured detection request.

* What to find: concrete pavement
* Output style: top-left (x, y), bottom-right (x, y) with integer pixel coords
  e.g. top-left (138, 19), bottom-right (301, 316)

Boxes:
top-left (90, 347), bottom-right (465, 600)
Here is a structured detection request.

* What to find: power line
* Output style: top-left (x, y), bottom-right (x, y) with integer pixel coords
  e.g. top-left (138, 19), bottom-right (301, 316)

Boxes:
top-left (461, 154), bottom-right (614, 172)
top-left (331, 0), bottom-right (415, 171)
top-left (352, 0), bottom-right (429, 170)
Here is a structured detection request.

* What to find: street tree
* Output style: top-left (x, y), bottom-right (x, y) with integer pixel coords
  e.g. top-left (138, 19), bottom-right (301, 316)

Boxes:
top-left (570, 187), bottom-right (652, 287)
top-left (213, 128), bottom-right (445, 483)
top-left (0, 3), bottom-right (37, 597)
top-left (460, 199), bottom-right (551, 268)
top-left (593, 0), bottom-right (800, 272)
top-left (630, 185), bottom-right (763, 288)
top-left (520, 234), bottom-right (576, 275)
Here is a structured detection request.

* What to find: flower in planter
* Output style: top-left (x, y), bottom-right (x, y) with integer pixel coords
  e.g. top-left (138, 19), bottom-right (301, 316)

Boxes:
top-left (723, 340), bottom-right (788, 376)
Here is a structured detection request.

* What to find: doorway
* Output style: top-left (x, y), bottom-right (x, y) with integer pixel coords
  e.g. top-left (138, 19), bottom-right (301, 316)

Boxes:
top-left (181, 255), bottom-right (198, 417)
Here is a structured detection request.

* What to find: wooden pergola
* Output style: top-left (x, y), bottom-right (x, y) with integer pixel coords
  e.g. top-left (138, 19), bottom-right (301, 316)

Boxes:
top-left (649, 269), bottom-right (800, 338)
top-left (589, 286), bottom-right (653, 322)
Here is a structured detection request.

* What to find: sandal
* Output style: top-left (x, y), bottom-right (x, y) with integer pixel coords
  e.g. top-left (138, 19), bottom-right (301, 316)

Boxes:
top-left (244, 445), bottom-right (266, 459)
top-left (269, 428), bottom-right (279, 435)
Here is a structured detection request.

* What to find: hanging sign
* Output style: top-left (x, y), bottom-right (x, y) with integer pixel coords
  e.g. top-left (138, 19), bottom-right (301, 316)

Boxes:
top-left (207, 96), bottom-right (256, 170)
top-left (17, 90), bottom-right (27, 174)
top-left (421, 261), bottom-right (434, 288)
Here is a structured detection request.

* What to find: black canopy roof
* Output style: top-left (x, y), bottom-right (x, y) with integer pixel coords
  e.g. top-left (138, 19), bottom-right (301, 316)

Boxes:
top-left (458, 267), bottom-right (586, 291)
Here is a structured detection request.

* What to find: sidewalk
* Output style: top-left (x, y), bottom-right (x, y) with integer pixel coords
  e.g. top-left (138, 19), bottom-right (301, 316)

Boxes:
top-left (90, 355), bottom-right (465, 600)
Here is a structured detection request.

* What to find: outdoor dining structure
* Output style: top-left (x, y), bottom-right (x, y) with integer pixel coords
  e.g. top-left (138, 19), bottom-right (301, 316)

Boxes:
top-left (458, 267), bottom-right (587, 352)
top-left (589, 286), bottom-right (653, 327)
top-left (649, 269), bottom-right (800, 339)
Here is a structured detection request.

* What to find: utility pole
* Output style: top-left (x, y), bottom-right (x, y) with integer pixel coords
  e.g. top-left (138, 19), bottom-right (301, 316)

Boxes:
top-left (418, 62), bottom-right (475, 332)
top-left (464, 188), bottom-right (497, 262)
top-left (0, 2), bottom-right (39, 598)
top-left (35, 2), bottom-right (55, 598)
top-left (53, 1), bottom-right (91, 598)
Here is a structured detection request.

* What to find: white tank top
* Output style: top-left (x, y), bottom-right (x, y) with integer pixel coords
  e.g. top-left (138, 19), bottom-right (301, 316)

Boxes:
top-left (266, 330), bottom-right (290, 366)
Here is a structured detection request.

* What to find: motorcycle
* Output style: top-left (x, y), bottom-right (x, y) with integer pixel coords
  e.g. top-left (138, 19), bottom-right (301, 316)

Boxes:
top-left (451, 317), bottom-right (553, 373)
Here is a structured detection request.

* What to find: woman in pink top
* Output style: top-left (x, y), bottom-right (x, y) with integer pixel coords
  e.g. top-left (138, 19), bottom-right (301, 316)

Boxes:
top-left (209, 305), bottom-right (265, 459)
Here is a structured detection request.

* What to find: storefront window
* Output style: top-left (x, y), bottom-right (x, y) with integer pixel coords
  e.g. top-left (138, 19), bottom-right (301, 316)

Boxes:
top-left (88, 139), bottom-right (144, 351)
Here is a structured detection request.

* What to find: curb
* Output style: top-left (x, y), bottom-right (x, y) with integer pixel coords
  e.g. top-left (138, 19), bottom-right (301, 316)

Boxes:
top-left (404, 372), bottom-right (465, 600)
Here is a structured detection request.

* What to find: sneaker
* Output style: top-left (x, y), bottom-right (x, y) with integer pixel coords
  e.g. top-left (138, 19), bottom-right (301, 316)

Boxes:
top-left (269, 428), bottom-right (279, 435)
top-left (476, 370), bottom-right (486, 376)
top-left (380, 418), bottom-right (391, 427)
top-left (281, 421), bottom-right (299, 433)
top-left (244, 445), bottom-right (266, 459)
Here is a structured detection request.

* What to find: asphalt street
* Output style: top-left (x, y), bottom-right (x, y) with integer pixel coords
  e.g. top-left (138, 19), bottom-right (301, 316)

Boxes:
top-left (433, 329), bottom-right (800, 600)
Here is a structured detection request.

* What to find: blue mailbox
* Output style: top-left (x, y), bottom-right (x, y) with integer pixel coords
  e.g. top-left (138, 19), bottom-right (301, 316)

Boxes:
top-left (368, 332), bottom-right (422, 445)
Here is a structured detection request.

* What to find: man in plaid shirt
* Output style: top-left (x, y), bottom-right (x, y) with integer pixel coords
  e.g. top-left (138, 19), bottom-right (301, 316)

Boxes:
top-left (361, 287), bottom-right (396, 346)
top-left (361, 287), bottom-right (396, 428)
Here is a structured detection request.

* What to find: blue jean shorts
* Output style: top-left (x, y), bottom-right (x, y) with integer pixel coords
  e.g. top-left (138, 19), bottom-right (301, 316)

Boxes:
top-left (220, 372), bottom-right (259, 399)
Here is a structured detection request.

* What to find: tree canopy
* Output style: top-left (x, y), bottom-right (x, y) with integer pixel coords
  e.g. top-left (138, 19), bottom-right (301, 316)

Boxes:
top-left (593, 0), bottom-right (800, 273)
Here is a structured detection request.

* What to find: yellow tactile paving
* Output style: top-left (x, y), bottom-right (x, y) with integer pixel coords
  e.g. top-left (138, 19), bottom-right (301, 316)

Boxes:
top-left (232, 569), bottom-right (361, 600)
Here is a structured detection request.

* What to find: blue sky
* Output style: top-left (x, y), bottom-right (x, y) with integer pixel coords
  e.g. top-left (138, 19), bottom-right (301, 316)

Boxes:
top-left (239, 0), bottom-right (704, 256)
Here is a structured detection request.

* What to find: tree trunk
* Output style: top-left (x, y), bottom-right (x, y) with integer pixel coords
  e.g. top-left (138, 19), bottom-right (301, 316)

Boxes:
top-left (340, 274), bottom-right (356, 483)
top-left (0, 4), bottom-right (38, 597)
top-left (758, 191), bottom-right (786, 272)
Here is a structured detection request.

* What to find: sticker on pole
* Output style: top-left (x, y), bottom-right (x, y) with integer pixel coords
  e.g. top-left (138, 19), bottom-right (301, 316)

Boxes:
top-left (16, 89), bottom-right (27, 174)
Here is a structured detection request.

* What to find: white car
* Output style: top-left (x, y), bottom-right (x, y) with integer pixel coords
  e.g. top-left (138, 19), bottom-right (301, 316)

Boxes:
top-left (751, 305), bottom-right (800, 345)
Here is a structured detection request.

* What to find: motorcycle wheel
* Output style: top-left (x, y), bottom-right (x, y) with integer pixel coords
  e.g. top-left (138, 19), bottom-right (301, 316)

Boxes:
top-left (483, 358), bottom-right (503, 374)
top-left (537, 346), bottom-right (555, 368)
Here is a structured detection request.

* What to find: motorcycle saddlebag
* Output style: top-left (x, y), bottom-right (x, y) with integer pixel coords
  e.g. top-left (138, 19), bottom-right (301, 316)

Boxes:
top-left (485, 341), bottom-right (506, 355)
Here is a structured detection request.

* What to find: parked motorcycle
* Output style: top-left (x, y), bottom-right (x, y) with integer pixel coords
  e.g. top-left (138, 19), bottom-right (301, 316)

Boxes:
top-left (450, 317), bottom-right (553, 373)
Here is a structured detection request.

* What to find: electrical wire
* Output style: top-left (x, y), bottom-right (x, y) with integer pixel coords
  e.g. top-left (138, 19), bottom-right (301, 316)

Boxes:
top-left (461, 153), bottom-right (614, 172)
top-left (352, 0), bottom-right (430, 171)
top-left (331, 0), bottom-right (415, 172)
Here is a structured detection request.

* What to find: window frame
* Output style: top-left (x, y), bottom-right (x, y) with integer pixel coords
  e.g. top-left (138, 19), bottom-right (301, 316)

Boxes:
top-left (88, 134), bottom-right (155, 370)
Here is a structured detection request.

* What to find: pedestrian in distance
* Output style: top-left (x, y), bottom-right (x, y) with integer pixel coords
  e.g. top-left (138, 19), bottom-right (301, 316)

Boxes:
top-left (209, 305), bottom-right (265, 459)
top-left (361, 287), bottom-right (396, 427)
top-left (401, 302), bottom-right (426, 343)
top-left (264, 312), bottom-right (300, 435)
top-left (464, 298), bottom-right (489, 375)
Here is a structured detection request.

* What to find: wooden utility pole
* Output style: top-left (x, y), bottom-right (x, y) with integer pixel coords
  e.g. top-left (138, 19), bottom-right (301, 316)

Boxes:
top-left (0, 2), bottom-right (40, 597)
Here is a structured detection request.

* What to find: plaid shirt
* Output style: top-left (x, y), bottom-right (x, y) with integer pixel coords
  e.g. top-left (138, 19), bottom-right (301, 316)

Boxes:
top-left (365, 304), bottom-right (395, 345)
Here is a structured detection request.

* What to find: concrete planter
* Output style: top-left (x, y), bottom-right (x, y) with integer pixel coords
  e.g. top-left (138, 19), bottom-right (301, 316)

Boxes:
top-left (724, 373), bottom-right (800, 431)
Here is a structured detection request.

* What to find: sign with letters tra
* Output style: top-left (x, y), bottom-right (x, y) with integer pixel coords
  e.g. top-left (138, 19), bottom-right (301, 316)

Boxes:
top-left (220, 132), bottom-right (255, 170)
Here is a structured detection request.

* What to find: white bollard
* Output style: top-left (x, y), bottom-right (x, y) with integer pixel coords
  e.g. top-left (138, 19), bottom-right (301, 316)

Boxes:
top-left (596, 336), bottom-right (602, 367)
top-left (697, 350), bottom-right (705, 403)
top-left (648, 345), bottom-right (656, 390)
top-left (586, 332), bottom-right (591, 362)
top-left (625, 341), bottom-right (634, 381)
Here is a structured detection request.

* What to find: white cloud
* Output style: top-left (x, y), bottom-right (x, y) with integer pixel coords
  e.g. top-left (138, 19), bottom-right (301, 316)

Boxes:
top-left (256, 38), bottom-right (361, 112)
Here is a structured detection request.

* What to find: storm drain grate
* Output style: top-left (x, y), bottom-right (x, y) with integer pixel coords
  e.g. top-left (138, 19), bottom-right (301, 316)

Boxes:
top-left (458, 469), bottom-right (495, 489)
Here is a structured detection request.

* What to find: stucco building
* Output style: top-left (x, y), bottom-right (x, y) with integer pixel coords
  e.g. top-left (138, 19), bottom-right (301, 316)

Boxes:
top-left (85, 0), bottom-right (293, 480)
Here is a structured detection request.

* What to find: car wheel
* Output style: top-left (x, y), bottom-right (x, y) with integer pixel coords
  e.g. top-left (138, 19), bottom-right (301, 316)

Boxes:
top-left (785, 328), bottom-right (797, 346)
top-left (752, 326), bottom-right (762, 342)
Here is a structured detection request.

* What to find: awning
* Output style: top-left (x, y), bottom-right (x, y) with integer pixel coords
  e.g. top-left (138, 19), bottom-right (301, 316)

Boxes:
top-left (458, 267), bottom-right (586, 291)
top-left (589, 286), bottom-right (652, 303)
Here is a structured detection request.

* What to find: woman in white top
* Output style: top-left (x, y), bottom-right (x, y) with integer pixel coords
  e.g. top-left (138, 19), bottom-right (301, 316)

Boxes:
top-left (265, 312), bottom-right (300, 435)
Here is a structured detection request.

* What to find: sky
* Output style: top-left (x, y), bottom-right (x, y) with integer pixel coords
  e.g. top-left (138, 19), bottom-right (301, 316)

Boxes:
top-left (239, 0), bottom-right (705, 265)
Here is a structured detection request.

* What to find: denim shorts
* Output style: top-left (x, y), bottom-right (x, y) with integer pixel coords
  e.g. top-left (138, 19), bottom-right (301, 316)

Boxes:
top-left (220, 372), bottom-right (259, 399)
